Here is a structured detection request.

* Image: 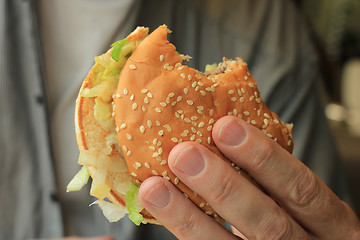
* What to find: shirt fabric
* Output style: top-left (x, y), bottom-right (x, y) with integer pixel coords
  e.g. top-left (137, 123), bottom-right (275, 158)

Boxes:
top-left (0, 0), bottom-right (350, 239)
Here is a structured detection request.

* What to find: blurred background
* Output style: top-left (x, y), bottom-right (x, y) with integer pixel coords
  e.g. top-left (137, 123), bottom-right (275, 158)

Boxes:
top-left (296, 0), bottom-right (360, 216)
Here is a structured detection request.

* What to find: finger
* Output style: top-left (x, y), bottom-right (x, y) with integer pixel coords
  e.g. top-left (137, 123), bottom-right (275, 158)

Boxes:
top-left (138, 177), bottom-right (238, 240)
top-left (212, 116), bottom-right (360, 239)
top-left (168, 142), bottom-right (310, 239)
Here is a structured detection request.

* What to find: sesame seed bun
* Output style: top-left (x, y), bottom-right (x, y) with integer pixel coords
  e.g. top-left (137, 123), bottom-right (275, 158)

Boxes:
top-left (113, 25), bottom-right (294, 223)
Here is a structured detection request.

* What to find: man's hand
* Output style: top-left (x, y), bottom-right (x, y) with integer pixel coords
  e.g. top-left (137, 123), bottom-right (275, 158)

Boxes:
top-left (138, 116), bottom-right (360, 239)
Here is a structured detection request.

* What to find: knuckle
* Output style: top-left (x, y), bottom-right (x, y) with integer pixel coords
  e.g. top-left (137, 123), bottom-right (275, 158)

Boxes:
top-left (208, 171), bottom-right (237, 206)
top-left (251, 139), bottom-right (276, 174)
top-left (289, 169), bottom-right (321, 208)
top-left (175, 210), bottom-right (199, 238)
top-left (258, 213), bottom-right (292, 240)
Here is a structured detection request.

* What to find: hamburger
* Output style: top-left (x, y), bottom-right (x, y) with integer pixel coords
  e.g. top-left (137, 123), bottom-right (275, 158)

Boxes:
top-left (67, 25), bottom-right (294, 226)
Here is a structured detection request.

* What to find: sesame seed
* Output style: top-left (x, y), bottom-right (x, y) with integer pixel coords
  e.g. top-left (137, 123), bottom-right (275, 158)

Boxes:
top-left (178, 66), bottom-right (184, 70)
top-left (288, 140), bottom-right (292, 146)
top-left (165, 125), bottom-right (172, 132)
top-left (165, 97), bottom-right (171, 104)
top-left (244, 75), bottom-right (248, 80)
top-left (241, 88), bottom-right (246, 93)
top-left (244, 111), bottom-right (250, 116)
top-left (140, 125), bottom-right (145, 133)
top-left (250, 120), bottom-right (257, 125)
top-left (162, 171), bottom-right (168, 177)
top-left (160, 55), bottom-right (164, 62)
top-left (191, 81), bottom-right (197, 88)
top-left (264, 113), bottom-right (270, 118)
top-left (168, 92), bottom-right (175, 98)
top-left (195, 86), bottom-right (199, 91)
top-left (130, 94), bottom-right (134, 100)
top-left (122, 145), bottom-right (128, 151)
top-left (237, 89), bottom-right (242, 96)
top-left (184, 88), bottom-right (189, 95)
top-left (191, 127), bottom-right (196, 133)
top-left (249, 83), bottom-right (254, 87)
top-left (156, 121), bottom-right (160, 126)
top-left (147, 92), bottom-right (153, 98)
top-left (196, 131), bottom-right (203, 137)
top-left (181, 130), bottom-right (189, 137)
top-left (152, 138), bottom-right (158, 145)
top-left (187, 100), bottom-right (194, 105)
top-left (231, 97), bottom-right (237, 102)
top-left (157, 141), bottom-right (162, 147)
top-left (131, 172), bottom-right (137, 177)
top-left (228, 89), bottom-right (234, 95)
top-left (209, 109), bottom-right (214, 116)
top-left (191, 116), bottom-right (198, 121)
top-left (163, 63), bottom-right (169, 69)
top-left (171, 137), bottom-right (178, 143)
top-left (196, 74), bottom-right (202, 79)
top-left (164, 176), bottom-right (171, 181)
top-left (123, 88), bottom-right (128, 95)
top-left (197, 81), bottom-right (203, 86)
top-left (152, 152), bottom-right (159, 158)
top-left (198, 122), bottom-right (205, 128)
top-left (155, 108), bottom-right (161, 113)
top-left (199, 203), bottom-right (205, 208)
top-left (148, 146), bottom-right (155, 151)
top-left (239, 97), bottom-right (245, 102)
top-left (207, 126), bottom-right (213, 131)
top-left (249, 96), bottom-right (254, 101)
top-left (180, 73), bottom-right (185, 79)
top-left (145, 162), bottom-right (150, 168)
top-left (267, 133), bottom-right (273, 138)
top-left (256, 98), bottom-right (262, 103)
top-left (144, 97), bottom-right (149, 104)
top-left (207, 137), bottom-right (211, 144)
top-left (233, 109), bottom-right (238, 115)
top-left (175, 112), bottom-right (180, 118)
top-left (177, 96), bottom-right (182, 102)
top-left (141, 89), bottom-right (148, 93)
top-left (152, 170), bottom-right (159, 175)
top-left (160, 102), bottom-right (167, 107)
top-left (147, 120), bottom-right (152, 128)
top-left (184, 118), bottom-right (191, 123)
top-left (115, 127), bottom-right (120, 132)
top-left (167, 65), bottom-right (174, 71)
top-left (264, 119), bottom-right (269, 125)
top-left (175, 62), bottom-right (182, 68)
top-left (160, 160), bottom-right (167, 165)
top-left (142, 106), bottom-right (146, 112)
top-left (274, 119), bottom-right (280, 124)
top-left (158, 130), bottom-right (164, 136)
top-left (116, 93), bottom-right (121, 98)
top-left (171, 101), bottom-right (177, 106)
top-left (190, 134), bottom-right (196, 141)
top-left (120, 123), bottom-right (127, 129)
top-left (174, 177), bottom-right (179, 185)
top-left (132, 103), bottom-right (137, 110)
top-left (126, 133), bottom-right (132, 140)
top-left (196, 139), bottom-right (202, 143)
top-left (135, 162), bottom-right (141, 168)
top-left (129, 64), bottom-right (136, 69)
top-left (257, 109), bottom-right (261, 116)
top-left (158, 148), bottom-right (163, 155)
top-left (200, 90), bottom-right (206, 96)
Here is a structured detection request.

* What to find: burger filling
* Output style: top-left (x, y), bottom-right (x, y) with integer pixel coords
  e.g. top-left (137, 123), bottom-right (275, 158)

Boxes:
top-left (67, 37), bottom-right (146, 225)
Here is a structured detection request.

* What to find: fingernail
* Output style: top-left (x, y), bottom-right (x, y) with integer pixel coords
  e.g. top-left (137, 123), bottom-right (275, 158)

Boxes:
top-left (218, 118), bottom-right (246, 146)
top-left (173, 146), bottom-right (205, 176)
top-left (145, 182), bottom-right (170, 208)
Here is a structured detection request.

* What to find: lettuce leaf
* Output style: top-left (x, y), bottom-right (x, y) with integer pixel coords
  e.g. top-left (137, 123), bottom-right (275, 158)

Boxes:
top-left (126, 184), bottom-right (144, 225)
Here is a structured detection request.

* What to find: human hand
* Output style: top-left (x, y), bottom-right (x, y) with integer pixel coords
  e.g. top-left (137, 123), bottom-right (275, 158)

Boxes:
top-left (138, 116), bottom-right (360, 239)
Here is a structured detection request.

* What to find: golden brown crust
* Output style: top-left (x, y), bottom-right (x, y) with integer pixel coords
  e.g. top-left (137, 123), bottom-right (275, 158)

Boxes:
top-left (114, 25), bottom-right (294, 221)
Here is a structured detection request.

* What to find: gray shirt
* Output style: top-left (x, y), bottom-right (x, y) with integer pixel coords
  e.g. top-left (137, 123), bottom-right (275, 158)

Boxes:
top-left (0, 0), bottom-right (350, 239)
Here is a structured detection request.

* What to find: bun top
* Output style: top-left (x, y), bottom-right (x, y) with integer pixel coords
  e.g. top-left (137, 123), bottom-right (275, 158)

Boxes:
top-left (114, 25), bottom-right (293, 220)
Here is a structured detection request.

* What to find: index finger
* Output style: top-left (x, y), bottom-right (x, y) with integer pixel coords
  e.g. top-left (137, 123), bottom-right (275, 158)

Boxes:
top-left (212, 116), bottom-right (360, 239)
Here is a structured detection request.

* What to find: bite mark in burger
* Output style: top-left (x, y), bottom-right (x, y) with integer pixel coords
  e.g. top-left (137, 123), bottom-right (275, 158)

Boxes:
top-left (68, 25), bottom-right (294, 226)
